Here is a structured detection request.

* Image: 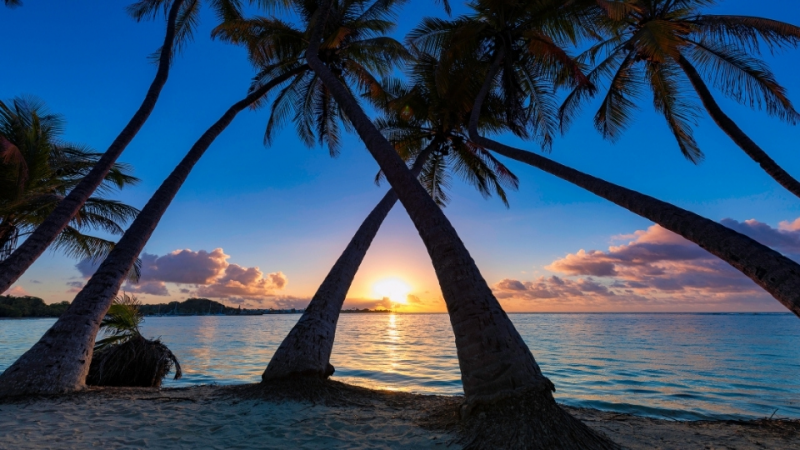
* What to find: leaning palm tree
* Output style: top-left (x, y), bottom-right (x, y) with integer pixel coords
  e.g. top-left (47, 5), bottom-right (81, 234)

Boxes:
top-left (87, 293), bottom-right (182, 388)
top-left (0, 0), bottom-right (186, 294)
top-left (560, 0), bottom-right (800, 198)
top-left (0, 0), bottom-right (410, 398)
top-left (303, 1), bottom-right (618, 448)
top-left (413, 0), bottom-right (800, 320)
top-left (263, 51), bottom-right (520, 381)
top-left (0, 97), bottom-right (139, 265)
top-left (214, 0), bottom-right (411, 155)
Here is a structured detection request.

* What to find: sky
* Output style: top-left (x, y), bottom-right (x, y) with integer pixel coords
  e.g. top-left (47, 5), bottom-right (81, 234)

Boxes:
top-left (2, 0), bottom-right (800, 313)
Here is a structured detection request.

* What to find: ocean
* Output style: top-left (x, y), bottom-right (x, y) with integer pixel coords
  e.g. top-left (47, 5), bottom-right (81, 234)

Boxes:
top-left (1, 313), bottom-right (798, 421)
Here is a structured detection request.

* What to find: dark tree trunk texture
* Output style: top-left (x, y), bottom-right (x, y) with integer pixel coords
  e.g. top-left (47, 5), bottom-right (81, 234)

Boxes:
top-left (0, 67), bottom-right (306, 397)
top-left (306, 1), bottom-right (553, 406)
top-left (262, 141), bottom-right (437, 380)
top-left (0, 0), bottom-right (185, 294)
top-left (677, 55), bottom-right (800, 200)
top-left (303, 6), bottom-right (618, 448)
top-left (470, 51), bottom-right (800, 319)
top-left (0, 223), bottom-right (17, 261)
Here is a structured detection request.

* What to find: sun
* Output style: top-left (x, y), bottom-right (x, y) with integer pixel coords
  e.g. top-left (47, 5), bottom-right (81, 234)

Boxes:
top-left (372, 278), bottom-right (412, 304)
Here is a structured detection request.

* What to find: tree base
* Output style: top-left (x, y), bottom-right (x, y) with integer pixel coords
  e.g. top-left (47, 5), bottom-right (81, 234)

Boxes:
top-left (426, 390), bottom-right (620, 450)
top-left (261, 362), bottom-right (335, 382)
top-left (240, 376), bottom-right (385, 407)
top-left (0, 326), bottom-right (93, 399)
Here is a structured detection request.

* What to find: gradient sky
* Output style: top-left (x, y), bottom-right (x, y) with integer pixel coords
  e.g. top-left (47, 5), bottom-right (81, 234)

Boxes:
top-left (2, 0), bottom-right (800, 312)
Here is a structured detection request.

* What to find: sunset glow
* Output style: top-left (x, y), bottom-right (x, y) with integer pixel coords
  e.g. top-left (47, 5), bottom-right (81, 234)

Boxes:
top-left (372, 278), bottom-right (411, 304)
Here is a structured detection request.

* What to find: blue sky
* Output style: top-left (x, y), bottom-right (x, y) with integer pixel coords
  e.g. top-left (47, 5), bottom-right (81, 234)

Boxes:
top-left (2, 0), bottom-right (800, 312)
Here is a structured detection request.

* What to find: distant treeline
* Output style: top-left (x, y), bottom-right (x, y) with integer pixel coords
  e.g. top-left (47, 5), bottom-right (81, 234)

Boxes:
top-left (1, 296), bottom-right (392, 319)
top-left (140, 298), bottom-right (247, 316)
top-left (139, 298), bottom-right (302, 316)
top-left (0, 296), bottom-right (70, 318)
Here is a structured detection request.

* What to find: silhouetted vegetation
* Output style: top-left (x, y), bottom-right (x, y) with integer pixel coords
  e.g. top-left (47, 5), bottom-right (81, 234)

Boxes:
top-left (88, 294), bottom-right (181, 388)
top-left (0, 295), bottom-right (69, 318)
top-left (137, 298), bottom-right (281, 315)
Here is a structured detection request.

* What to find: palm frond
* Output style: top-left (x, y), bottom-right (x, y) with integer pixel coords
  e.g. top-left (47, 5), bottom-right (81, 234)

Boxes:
top-left (420, 150), bottom-right (450, 207)
top-left (691, 15), bottom-right (800, 54)
top-left (594, 52), bottom-right (643, 140)
top-left (94, 293), bottom-right (143, 351)
top-left (688, 39), bottom-right (800, 124)
top-left (646, 60), bottom-right (703, 162)
top-left (51, 227), bottom-right (116, 262)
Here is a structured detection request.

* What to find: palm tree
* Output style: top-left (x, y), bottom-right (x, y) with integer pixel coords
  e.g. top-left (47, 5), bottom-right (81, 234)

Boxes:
top-left (214, 0), bottom-right (411, 155)
top-left (303, 2), bottom-right (617, 447)
top-left (0, 0), bottom-right (187, 294)
top-left (0, 0), bottom-right (409, 398)
top-left (263, 51), bottom-right (519, 381)
top-left (87, 293), bottom-right (182, 388)
top-left (0, 97), bottom-right (139, 265)
top-left (414, 0), bottom-right (800, 319)
top-left (561, 0), bottom-right (800, 198)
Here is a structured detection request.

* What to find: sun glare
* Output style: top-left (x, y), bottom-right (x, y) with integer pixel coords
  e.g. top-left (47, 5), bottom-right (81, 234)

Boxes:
top-left (372, 278), bottom-right (412, 304)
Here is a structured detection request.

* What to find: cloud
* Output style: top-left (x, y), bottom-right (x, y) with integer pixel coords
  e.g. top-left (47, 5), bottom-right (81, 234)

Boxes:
top-left (3, 286), bottom-right (29, 297)
top-left (75, 258), bottom-right (101, 278)
top-left (195, 266), bottom-right (287, 300)
top-left (720, 218), bottom-right (800, 257)
top-left (407, 294), bottom-right (423, 304)
top-left (494, 218), bottom-right (800, 311)
top-left (124, 281), bottom-right (170, 296)
top-left (75, 248), bottom-right (287, 301)
top-left (66, 281), bottom-right (84, 293)
top-left (139, 249), bottom-right (229, 284)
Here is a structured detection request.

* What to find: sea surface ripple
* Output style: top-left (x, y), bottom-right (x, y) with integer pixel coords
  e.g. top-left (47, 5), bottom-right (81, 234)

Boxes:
top-left (1, 313), bottom-right (798, 421)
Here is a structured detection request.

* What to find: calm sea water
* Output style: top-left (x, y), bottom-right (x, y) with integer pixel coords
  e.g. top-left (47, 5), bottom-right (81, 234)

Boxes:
top-left (1, 313), bottom-right (798, 421)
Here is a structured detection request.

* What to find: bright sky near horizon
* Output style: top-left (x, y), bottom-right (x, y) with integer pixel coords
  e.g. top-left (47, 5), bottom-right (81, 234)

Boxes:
top-left (2, 1), bottom-right (800, 313)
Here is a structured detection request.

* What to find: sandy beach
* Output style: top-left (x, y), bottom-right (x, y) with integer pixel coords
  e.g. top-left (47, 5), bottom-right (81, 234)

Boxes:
top-left (1, 382), bottom-right (798, 449)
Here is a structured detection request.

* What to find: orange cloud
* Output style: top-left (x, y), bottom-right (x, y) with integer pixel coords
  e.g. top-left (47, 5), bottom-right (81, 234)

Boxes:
top-left (494, 218), bottom-right (800, 312)
top-left (3, 285), bottom-right (30, 297)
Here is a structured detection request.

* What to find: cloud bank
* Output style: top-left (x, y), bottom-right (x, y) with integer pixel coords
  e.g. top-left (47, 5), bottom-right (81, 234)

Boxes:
top-left (493, 218), bottom-right (800, 312)
top-left (75, 248), bottom-right (286, 302)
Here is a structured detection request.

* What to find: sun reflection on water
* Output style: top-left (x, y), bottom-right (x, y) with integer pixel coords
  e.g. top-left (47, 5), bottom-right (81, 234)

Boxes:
top-left (2, 313), bottom-right (799, 420)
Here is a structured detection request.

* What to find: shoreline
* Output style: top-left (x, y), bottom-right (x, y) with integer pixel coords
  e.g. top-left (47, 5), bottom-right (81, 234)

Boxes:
top-left (1, 382), bottom-right (798, 449)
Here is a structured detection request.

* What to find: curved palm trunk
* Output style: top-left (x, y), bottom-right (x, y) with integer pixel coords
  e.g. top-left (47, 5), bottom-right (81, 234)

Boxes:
top-left (263, 142), bottom-right (437, 380)
top-left (470, 53), bottom-right (800, 319)
top-left (304, 9), bottom-right (619, 448)
top-left (0, 67), bottom-right (307, 397)
top-left (305, 3), bottom-right (553, 405)
top-left (0, 223), bottom-right (17, 262)
top-left (0, 0), bottom-right (185, 294)
top-left (677, 55), bottom-right (800, 200)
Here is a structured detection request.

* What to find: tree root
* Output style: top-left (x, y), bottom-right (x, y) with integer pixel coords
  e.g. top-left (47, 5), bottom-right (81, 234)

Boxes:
top-left (423, 390), bottom-right (621, 450)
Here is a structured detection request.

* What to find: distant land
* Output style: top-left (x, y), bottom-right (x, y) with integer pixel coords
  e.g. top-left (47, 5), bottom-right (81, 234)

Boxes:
top-left (0, 296), bottom-right (70, 318)
top-left (0, 296), bottom-right (393, 318)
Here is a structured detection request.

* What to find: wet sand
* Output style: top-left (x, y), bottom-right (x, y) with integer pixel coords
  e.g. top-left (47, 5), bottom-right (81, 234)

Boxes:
top-left (0, 383), bottom-right (797, 449)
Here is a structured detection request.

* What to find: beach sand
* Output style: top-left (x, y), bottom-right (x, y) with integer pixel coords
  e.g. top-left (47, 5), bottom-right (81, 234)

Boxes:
top-left (1, 382), bottom-right (797, 449)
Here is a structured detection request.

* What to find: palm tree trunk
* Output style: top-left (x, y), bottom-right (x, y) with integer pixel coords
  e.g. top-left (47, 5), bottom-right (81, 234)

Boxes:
top-left (677, 55), bottom-right (800, 199)
top-left (470, 51), bottom-right (800, 319)
top-left (0, 0), bottom-right (185, 294)
top-left (304, 7), bottom-right (619, 449)
top-left (0, 223), bottom-right (17, 262)
top-left (0, 66), bottom-right (307, 397)
top-left (306, 2), bottom-right (553, 406)
top-left (262, 140), bottom-right (438, 381)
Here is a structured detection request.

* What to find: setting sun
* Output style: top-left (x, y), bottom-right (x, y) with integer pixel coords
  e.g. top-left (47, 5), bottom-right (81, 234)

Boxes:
top-left (372, 278), bottom-right (411, 304)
